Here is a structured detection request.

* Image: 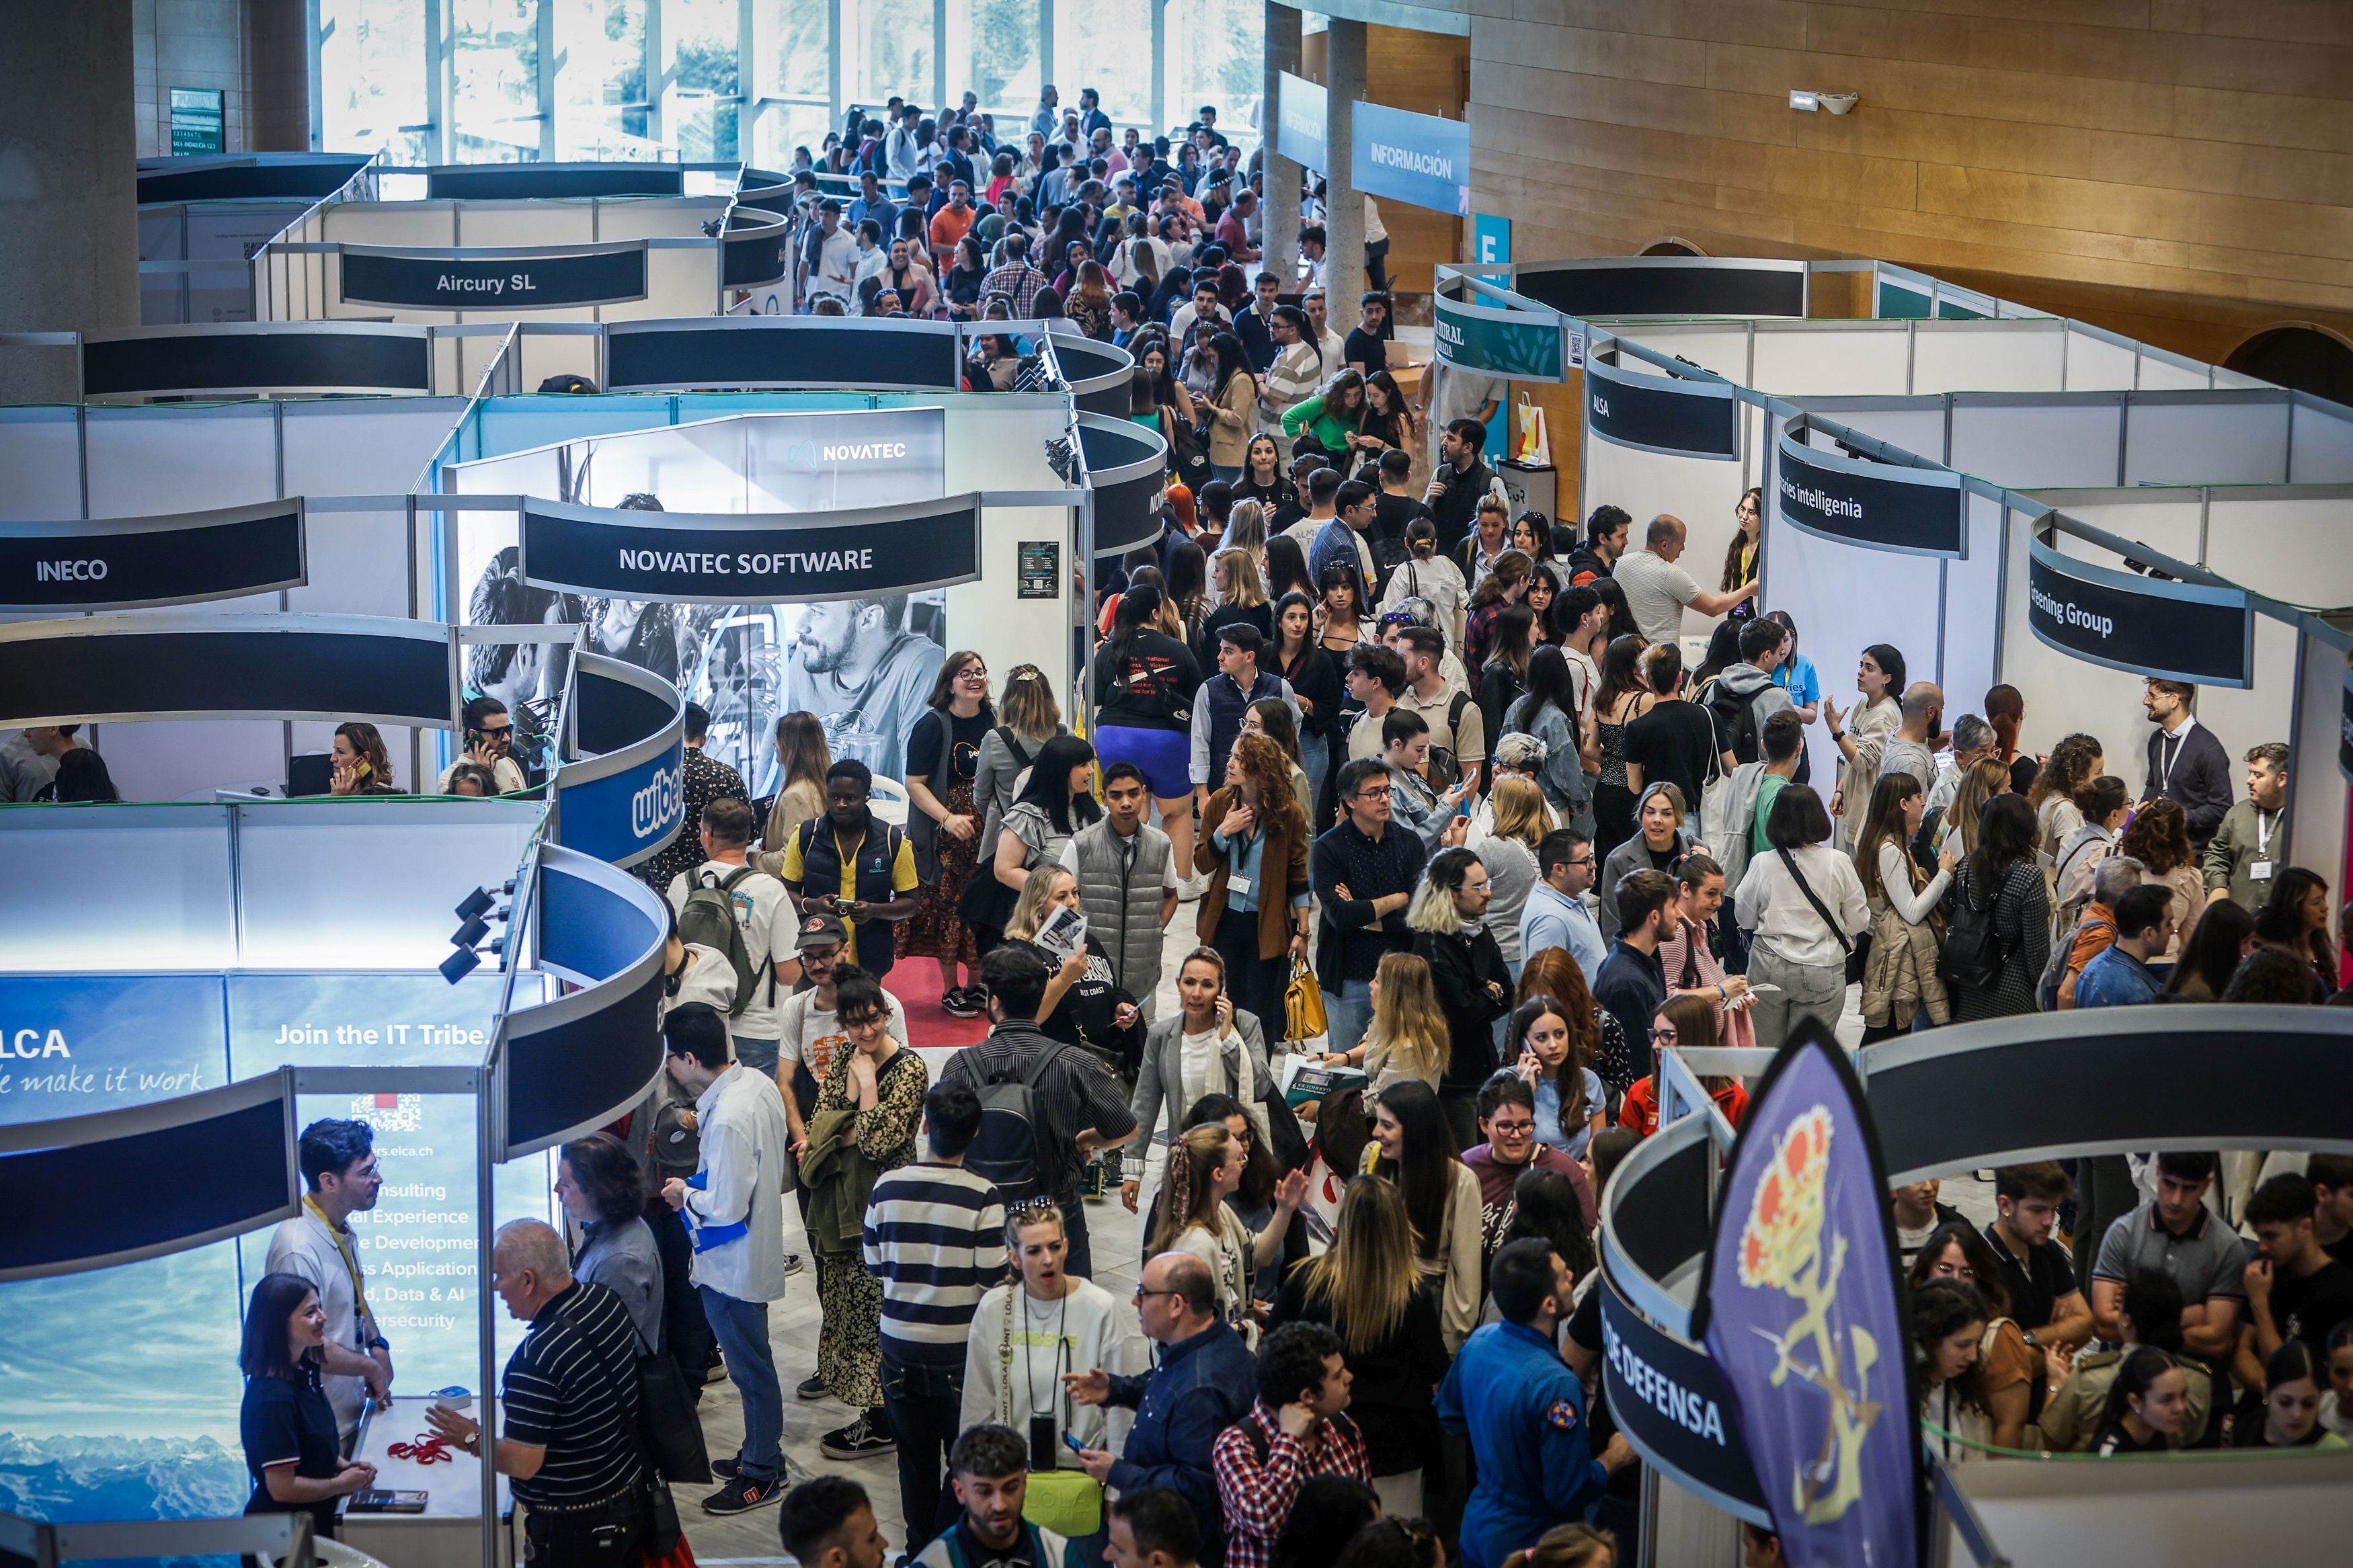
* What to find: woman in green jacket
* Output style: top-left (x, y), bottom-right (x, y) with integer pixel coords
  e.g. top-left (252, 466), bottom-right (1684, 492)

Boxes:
top-left (1282, 368), bottom-right (1374, 468)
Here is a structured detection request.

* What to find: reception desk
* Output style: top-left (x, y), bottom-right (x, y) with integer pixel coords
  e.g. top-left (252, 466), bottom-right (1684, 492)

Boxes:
top-left (343, 1397), bottom-right (515, 1568)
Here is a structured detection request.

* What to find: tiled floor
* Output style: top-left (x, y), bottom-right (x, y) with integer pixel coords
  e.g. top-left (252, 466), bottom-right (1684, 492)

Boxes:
top-left (674, 890), bottom-right (1983, 1562)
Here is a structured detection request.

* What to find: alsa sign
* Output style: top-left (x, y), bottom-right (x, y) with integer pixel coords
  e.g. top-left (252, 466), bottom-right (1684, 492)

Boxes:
top-left (341, 247), bottom-right (650, 311)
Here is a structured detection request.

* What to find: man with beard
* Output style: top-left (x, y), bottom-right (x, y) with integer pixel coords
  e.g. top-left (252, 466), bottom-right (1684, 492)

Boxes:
top-left (787, 594), bottom-right (944, 782)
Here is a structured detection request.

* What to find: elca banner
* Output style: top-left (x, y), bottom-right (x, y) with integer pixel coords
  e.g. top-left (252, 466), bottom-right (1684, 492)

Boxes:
top-left (0, 499), bottom-right (305, 612)
top-left (1776, 431), bottom-right (1965, 559)
top-left (1692, 1022), bottom-right (1920, 1568)
top-left (2026, 532), bottom-right (2253, 688)
top-left (340, 244), bottom-right (651, 311)
top-left (522, 493), bottom-right (984, 604)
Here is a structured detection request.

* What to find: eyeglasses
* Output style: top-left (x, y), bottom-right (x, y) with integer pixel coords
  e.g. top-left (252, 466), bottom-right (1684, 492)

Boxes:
top-left (1354, 786), bottom-right (1393, 801)
top-left (1565, 855), bottom-right (1595, 869)
top-left (1133, 1284), bottom-right (1182, 1304)
top-left (1488, 1118), bottom-right (1534, 1137)
top-left (1652, 1027), bottom-right (1679, 1044)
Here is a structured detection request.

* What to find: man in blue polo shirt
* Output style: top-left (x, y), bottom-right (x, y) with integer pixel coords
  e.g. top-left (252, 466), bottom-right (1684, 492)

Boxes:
top-left (1439, 1240), bottom-right (1633, 1568)
top-left (2071, 883), bottom-right (2175, 1010)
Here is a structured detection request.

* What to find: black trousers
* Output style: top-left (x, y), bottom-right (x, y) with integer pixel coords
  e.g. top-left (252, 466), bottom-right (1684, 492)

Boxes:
top-left (645, 1201), bottom-right (715, 1390)
top-left (522, 1491), bottom-right (643, 1565)
top-left (881, 1354), bottom-right (966, 1554)
top-left (1213, 905), bottom-right (1291, 1042)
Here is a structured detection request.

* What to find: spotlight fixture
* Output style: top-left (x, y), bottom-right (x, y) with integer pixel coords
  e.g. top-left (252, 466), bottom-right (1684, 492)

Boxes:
top-left (451, 915), bottom-right (491, 950)
top-left (455, 886), bottom-right (495, 921)
top-left (439, 947), bottom-right (483, 983)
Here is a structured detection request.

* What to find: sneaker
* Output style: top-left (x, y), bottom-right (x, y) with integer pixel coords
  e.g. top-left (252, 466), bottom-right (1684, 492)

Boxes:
top-left (941, 985), bottom-right (986, 1018)
top-left (703, 1475), bottom-right (783, 1516)
top-left (820, 1415), bottom-right (898, 1460)
top-left (783, 1251), bottom-right (806, 1276)
top-left (710, 1457), bottom-right (742, 1481)
top-left (704, 1357), bottom-right (729, 1386)
top-left (797, 1372), bottom-right (829, 1400)
top-left (1180, 873), bottom-right (1211, 902)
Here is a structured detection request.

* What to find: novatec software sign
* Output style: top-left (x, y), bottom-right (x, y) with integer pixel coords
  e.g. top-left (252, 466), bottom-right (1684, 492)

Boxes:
top-left (1352, 100), bottom-right (1470, 216)
top-left (522, 493), bottom-right (984, 604)
top-left (340, 243), bottom-right (650, 310)
top-left (1776, 429), bottom-right (1966, 559)
top-left (2026, 531), bottom-right (2254, 688)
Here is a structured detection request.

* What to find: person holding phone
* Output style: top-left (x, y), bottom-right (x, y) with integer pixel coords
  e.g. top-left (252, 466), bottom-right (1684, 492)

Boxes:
top-left (328, 721), bottom-right (401, 796)
top-left (239, 1271), bottom-right (376, 1546)
top-left (438, 695), bottom-right (527, 794)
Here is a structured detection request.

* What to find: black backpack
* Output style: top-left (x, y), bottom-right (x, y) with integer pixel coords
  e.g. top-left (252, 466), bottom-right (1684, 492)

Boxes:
top-left (1938, 865), bottom-right (2004, 994)
top-left (1702, 677), bottom-right (1763, 768)
top-left (1425, 690), bottom-right (1476, 791)
top-left (961, 1042), bottom-right (1070, 1206)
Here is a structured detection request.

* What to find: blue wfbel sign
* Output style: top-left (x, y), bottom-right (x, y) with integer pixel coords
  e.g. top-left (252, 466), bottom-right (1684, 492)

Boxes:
top-left (1351, 100), bottom-right (1470, 217)
top-left (554, 737), bottom-right (684, 868)
top-left (1692, 1020), bottom-right (1921, 1568)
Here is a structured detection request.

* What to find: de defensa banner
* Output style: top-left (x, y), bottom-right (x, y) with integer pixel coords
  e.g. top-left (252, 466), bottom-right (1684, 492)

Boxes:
top-left (1776, 429), bottom-right (1965, 559)
top-left (1691, 1020), bottom-right (1921, 1568)
top-left (1352, 99), bottom-right (1470, 216)
top-left (2026, 530), bottom-right (2253, 689)
top-left (1601, 1274), bottom-right (1767, 1520)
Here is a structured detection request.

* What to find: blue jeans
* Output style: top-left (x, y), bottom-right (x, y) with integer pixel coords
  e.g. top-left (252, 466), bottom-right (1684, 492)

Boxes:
top-left (1299, 731), bottom-right (1331, 831)
top-left (701, 1285), bottom-right (784, 1481)
top-left (733, 1036), bottom-right (780, 1078)
top-left (1327, 977), bottom-right (1373, 1057)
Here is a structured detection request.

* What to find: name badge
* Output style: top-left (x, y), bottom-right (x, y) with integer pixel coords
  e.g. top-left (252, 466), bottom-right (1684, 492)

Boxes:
top-left (2251, 860), bottom-right (2274, 881)
top-left (1227, 874), bottom-right (1252, 897)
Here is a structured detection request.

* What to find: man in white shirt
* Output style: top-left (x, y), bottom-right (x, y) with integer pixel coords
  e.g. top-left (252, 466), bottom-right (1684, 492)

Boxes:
top-left (661, 1003), bottom-right (796, 1516)
top-left (776, 912), bottom-right (912, 1149)
top-left (668, 798), bottom-right (799, 1079)
top-left (801, 200), bottom-right (859, 308)
top-left (1612, 513), bottom-right (1757, 649)
top-left (265, 1118), bottom-right (394, 1446)
top-left (850, 220), bottom-right (890, 312)
top-left (885, 104), bottom-right (923, 182)
top-left (1556, 583), bottom-right (1607, 716)
top-left (436, 695), bottom-right (529, 794)
top-left (1302, 289), bottom-right (1347, 367)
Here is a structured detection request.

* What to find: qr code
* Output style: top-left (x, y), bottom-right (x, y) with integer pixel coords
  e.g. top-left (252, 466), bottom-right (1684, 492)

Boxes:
top-left (352, 1091), bottom-right (424, 1134)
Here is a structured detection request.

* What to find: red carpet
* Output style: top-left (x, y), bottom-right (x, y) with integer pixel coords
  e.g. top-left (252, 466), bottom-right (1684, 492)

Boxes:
top-left (884, 960), bottom-right (991, 1050)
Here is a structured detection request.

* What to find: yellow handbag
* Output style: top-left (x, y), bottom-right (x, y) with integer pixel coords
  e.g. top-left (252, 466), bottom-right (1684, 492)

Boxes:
top-left (1284, 953), bottom-right (1329, 1042)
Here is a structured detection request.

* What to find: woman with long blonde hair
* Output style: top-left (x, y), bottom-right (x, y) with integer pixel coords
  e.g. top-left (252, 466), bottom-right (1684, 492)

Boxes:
top-left (1196, 543), bottom-right (1274, 666)
top-left (1000, 862), bottom-right (1140, 1060)
top-left (1478, 776), bottom-right (1550, 976)
top-left (761, 710), bottom-right (831, 870)
top-left (1318, 950), bottom-right (1450, 1090)
top-left (1934, 756), bottom-right (2011, 862)
top-left (1272, 1175), bottom-right (1449, 1516)
top-left (1145, 1121), bottom-right (1305, 1329)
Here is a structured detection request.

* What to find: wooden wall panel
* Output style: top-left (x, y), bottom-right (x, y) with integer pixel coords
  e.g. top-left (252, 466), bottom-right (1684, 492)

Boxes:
top-left (1374, 0), bottom-right (2353, 362)
top-left (1366, 24), bottom-right (1470, 294)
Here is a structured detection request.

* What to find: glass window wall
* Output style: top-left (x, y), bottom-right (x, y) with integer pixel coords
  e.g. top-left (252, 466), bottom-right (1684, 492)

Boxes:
top-left (315, 0), bottom-right (1259, 167)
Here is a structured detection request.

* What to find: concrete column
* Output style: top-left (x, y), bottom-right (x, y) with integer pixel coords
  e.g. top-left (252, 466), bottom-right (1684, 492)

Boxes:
top-left (1322, 16), bottom-right (1365, 335)
top-left (0, 1), bottom-right (137, 404)
top-left (1261, 0), bottom-right (1301, 290)
top-left (244, 0), bottom-right (314, 151)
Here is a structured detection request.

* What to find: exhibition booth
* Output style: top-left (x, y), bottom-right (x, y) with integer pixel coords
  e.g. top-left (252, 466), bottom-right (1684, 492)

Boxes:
top-left (137, 152), bottom-right (378, 327)
top-left (1598, 1018), bottom-right (2353, 1567)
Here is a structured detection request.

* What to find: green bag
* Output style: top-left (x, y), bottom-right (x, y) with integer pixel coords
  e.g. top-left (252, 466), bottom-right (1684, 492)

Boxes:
top-left (1023, 1469), bottom-right (1104, 1538)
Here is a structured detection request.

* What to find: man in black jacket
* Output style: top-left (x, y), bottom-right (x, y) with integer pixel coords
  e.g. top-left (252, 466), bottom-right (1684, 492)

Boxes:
top-left (2139, 679), bottom-right (2233, 850)
top-left (1423, 419), bottom-right (1499, 559)
top-left (1311, 759), bottom-right (1427, 1068)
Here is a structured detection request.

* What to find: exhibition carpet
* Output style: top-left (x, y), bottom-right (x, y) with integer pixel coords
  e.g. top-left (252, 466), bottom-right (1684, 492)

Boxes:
top-left (882, 961), bottom-right (990, 1049)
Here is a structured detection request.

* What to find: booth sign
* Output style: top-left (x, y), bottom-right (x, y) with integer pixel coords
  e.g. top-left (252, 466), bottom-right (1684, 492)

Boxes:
top-left (2025, 532), bottom-right (2253, 689)
top-left (1277, 72), bottom-right (1328, 173)
top-left (1776, 430), bottom-right (1966, 559)
top-left (522, 493), bottom-right (984, 604)
top-left (1435, 282), bottom-right (1574, 384)
top-left (1586, 357), bottom-right (1739, 460)
top-left (341, 244), bottom-right (651, 311)
top-left (1351, 100), bottom-right (1470, 217)
top-left (1599, 1275), bottom-right (1767, 1522)
top-left (0, 500), bottom-right (305, 612)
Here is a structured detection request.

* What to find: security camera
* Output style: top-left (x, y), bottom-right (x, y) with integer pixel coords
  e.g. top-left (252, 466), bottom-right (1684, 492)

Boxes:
top-left (1820, 92), bottom-right (1858, 116)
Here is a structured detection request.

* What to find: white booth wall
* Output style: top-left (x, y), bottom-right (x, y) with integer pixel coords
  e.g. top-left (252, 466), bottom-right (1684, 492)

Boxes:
top-left (262, 196), bottom-right (731, 392)
top-left (0, 397), bottom-right (468, 801)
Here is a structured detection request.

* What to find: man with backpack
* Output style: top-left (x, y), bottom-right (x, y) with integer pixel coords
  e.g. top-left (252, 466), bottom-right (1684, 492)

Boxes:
top-left (1704, 619), bottom-right (1795, 776)
top-left (669, 797), bottom-right (799, 1081)
top-left (776, 760), bottom-right (922, 982)
top-left (2043, 855), bottom-right (2148, 1012)
top-left (941, 946), bottom-right (1138, 1282)
top-left (1394, 625), bottom-right (1482, 793)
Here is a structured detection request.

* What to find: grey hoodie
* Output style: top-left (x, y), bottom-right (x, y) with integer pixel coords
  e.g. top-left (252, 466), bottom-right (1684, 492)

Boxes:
top-left (1709, 662), bottom-right (1793, 761)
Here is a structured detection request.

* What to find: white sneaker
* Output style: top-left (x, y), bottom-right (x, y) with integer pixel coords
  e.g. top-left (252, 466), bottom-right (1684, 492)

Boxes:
top-left (1181, 873), bottom-right (1211, 902)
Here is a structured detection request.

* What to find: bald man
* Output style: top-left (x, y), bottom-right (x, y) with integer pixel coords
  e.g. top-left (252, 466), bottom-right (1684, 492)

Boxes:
top-left (426, 1218), bottom-right (651, 1551)
top-left (1878, 682), bottom-right (1945, 795)
top-left (1614, 513), bottom-right (1759, 647)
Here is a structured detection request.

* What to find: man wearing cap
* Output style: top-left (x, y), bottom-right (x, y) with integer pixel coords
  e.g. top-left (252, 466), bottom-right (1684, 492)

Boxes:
top-left (801, 200), bottom-right (859, 309)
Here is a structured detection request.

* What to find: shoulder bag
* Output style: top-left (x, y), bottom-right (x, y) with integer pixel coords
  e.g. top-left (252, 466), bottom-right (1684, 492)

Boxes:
top-left (1777, 848), bottom-right (1867, 985)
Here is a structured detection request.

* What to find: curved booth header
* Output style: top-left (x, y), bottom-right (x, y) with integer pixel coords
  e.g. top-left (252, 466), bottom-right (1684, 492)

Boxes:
top-left (80, 323), bottom-right (435, 400)
top-left (2024, 526), bottom-right (2254, 688)
top-left (137, 153), bottom-right (372, 206)
top-left (340, 240), bottom-right (654, 312)
top-left (0, 499), bottom-right (305, 612)
top-left (0, 612), bottom-right (457, 729)
top-left (1511, 255), bottom-right (1809, 321)
top-left (424, 162), bottom-right (688, 201)
top-left (605, 315), bottom-right (965, 393)
top-left (1048, 329), bottom-right (1136, 417)
top-left (1078, 414), bottom-right (1170, 557)
top-left (1776, 415), bottom-right (1967, 559)
top-left (550, 652), bottom-right (687, 870)
top-left (1585, 350), bottom-right (1739, 460)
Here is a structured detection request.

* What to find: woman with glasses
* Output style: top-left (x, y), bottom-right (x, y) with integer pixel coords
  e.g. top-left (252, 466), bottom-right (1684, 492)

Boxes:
top-left (1272, 1176), bottom-right (1449, 1518)
top-left (962, 1203), bottom-right (1149, 1482)
top-left (1361, 1079), bottom-right (1483, 1352)
top-left (1907, 1221), bottom-right (2036, 1452)
top-left (1123, 948), bottom-right (1273, 1231)
top-left (1618, 994), bottom-right (1747, 1136)
top-left (906, 651), bottom-right (996, 1017)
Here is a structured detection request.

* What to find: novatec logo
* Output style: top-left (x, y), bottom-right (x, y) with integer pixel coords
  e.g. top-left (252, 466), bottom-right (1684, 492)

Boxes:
top-left (631, 760), bottom-right (683, 839)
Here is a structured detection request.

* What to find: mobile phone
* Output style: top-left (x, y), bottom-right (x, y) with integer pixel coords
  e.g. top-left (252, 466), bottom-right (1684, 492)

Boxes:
top-left (1064, 1431), bottom-right (1086, 1456)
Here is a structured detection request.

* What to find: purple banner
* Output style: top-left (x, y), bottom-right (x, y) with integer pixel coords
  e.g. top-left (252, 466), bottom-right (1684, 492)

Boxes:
top-left (1692, 1020), bottom-right (1920, 1568)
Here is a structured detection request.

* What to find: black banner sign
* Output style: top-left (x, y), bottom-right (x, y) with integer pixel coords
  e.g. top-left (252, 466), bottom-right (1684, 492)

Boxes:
top-left (0, 618), bottom-right (454, 727)
top-left (2025, 535), bottom-right (2253, 688)
top-left (424, 164), bottom-right (684, 200)
top-left (83, 329), bottom-right (432, 398)
top-left (1078, 417), bottom-right (1168, 558)
top-left (1513, 261), bottom-right (1804, 321)
top-left (521, 496), bottom-right (984, 604)
top-left (0, 502), bottom-right (305, 611)
top-left (1776, 432), bottom-right (1966, 559)
top-left (340, 245), bottom-right (649, 311)
top-left (1587, 359), bottom-right (1739, 459)
top-left (603, 320), bottom-right (961, 392)
top-left (1600, 1275), bottom-right (1768, 1520)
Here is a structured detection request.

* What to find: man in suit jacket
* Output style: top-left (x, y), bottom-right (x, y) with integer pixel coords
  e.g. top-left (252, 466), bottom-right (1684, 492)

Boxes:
top-left (2139, 679), bottom-right (2233, 850)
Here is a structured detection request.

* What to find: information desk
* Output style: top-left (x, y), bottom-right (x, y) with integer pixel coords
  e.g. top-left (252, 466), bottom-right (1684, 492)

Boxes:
top-left (345, 1395), bottom-right (514, 1568)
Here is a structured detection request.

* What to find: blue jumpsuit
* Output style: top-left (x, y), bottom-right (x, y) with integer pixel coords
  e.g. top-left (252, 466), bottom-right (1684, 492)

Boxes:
top-left (1436, 1320), bottom-right (1609, 1568)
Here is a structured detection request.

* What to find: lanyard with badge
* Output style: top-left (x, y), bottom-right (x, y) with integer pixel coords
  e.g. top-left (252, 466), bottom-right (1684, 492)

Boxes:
top-left (305, 1194), bottom-right (374, 1345)
top-left (2251, 808), bottom-right (2277, 884)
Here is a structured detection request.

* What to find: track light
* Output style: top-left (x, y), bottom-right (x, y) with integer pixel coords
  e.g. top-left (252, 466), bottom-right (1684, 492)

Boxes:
top-left (455, 886), bottom-right (495, 921)
top-left (451, 915), bottom-right (491, 949)
top-left (439, 947), bottom-right (482, 983)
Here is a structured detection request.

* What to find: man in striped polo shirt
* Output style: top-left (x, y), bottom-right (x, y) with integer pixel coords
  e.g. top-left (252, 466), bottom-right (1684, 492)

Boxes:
top-left (427, 1219), bottom-right (645, 1563)
top-left (865, 1080), bottom-right (1010, 1551)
